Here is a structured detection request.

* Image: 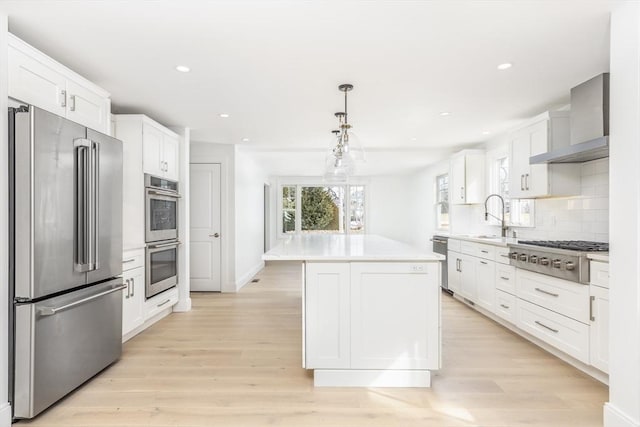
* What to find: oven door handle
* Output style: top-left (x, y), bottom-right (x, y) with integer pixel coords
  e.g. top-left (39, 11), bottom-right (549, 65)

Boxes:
top-left (147, 189), bottom-right (181, 198)
top-left (148, 241), bottom-right (182, 249)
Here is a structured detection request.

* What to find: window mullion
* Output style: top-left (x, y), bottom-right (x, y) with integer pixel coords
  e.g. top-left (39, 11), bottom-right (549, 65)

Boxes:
top-left (295, 185), bottom-right (302, 234)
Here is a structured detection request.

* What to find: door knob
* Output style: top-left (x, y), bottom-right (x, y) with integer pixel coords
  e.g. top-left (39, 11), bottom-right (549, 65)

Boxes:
top-left (209, 233), bottom-right (220, 238)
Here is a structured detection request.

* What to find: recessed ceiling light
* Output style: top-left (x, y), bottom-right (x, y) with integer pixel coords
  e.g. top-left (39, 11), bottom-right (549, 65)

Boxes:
top-left (482, 131), bottom-right (491, 135)
top-left (497, 63), bottom-right (513, 70)
top-left (175, 65), bottom-right (190, 73)
top-left (219, 113), bottom-right (230, 118)
top-left (439, 112), bottom-right (451, 116)
top-left (241, 138), bottom-right (250, 142)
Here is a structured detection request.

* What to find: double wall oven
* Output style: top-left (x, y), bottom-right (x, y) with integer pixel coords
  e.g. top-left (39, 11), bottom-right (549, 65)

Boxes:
top-left (145, 174), bottom-right (180, 298)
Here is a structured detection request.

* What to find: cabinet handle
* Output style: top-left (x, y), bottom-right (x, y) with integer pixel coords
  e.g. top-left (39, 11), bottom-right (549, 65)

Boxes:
top-left (535, 320), bottom-right (559, 333)
top-left (500, 304), bottom-right (510, 309)
top-left (481, 250), bottom-right (489, 253)
top-left (460, 187), bottom-right (464, 200)
top-left (123, 258), bottom-right (136, 264)
top-left (70, 95), bottom-right (76, 111)
top-left (534, 287), bottom-right (559, 297)
top-left (500, 254), bottom-right (510, 258)
top-left (480, 261), bottom-right (488, 265)
top-left (131, 277), bottom-right (135, 297)
top-left (157, 299), bottom-right (171, 308)
top-left (521, 174), bottom-right (524, 191)
top-left (61, 90), bottom-right (67, 107)
top-left (500, 276), bottom-right (510, 280)
top-left (525, 173), bottom-right (530, 190)
top-left (590, 295), bottom-right (595, 321)
top-left (124, 279), bottom-right (130, 299)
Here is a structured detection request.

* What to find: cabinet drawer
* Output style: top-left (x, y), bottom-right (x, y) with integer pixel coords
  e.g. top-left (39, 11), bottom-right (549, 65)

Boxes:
top-left (495, 247), bottom-right (511, 265)
top-left (590, 261), bottom-right (609, 288)
top-left (460, 241), bottom-right (495, 260)
top-left (122, 249), bottom-right (144, 271)
top-left (448, 239), bottom-right (461, 253)
top-left (496, 264), bottom-right (516, 294)
top-left (516, 298), bottom-right (589, 364)
top-left (516, 269), bottom-right (589, 323)
top-left (144, 287), bottom-right (178, 319)
top-left (495, 290), bottom-right (516, 324)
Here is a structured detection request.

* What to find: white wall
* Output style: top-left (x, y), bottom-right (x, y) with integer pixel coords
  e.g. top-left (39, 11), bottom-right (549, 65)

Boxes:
top-left (605, 3), bottom-right (640, 426)
top-left (234, 147), bottom-right (268, 290)
top-left (0, 15), bottom-right (11, 427)
top-left (190, 142), bottom-right (236, 291)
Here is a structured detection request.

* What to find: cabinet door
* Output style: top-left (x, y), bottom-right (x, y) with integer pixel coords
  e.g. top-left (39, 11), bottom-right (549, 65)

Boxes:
top-left (143, 123), bottom-right (165, 177)
top-left (447, 251), bottom-right (461, 294)
top-left (450, 155), bottom-right (466, 204)
top-left (122, 267), bottom-right (145, 337)
top-left (305, 263), bottom-right (351, 369)
top-left (527, 120), bottom-right (550, 197)
top-left (162, 133), bottom-right (180, 181)
top-left (459, 254), bottom-right (477, 302)
top-left (65, 79), bottom-right (109, 133)
top-left (589, 286), bottom-right (609, 373)
top-left (8, 46), bottom-right (66, 116)
top-left (509, 130), bottom-right (530, 199)
top-left (350, 262), bottom-right (439, 370)
top-left (475, 258), bottom-right (496, 312)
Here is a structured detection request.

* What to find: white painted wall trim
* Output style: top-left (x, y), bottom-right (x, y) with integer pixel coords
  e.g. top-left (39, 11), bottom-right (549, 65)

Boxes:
top-left (605, 404), bottom-right (640, 427)
top-left (172, 127), bottom-right (191, 312)
top-left (0, 402), bottom-right (11, 427)
top-left (236, 261), bottom-right (265, 291)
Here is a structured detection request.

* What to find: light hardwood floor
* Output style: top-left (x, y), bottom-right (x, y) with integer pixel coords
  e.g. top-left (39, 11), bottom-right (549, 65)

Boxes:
top-left (21, 261), bottom-right (608, 427)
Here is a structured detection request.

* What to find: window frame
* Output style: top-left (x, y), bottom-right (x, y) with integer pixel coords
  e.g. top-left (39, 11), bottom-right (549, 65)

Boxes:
top-left (487, 150), bottom-right (535, 228)
top-left (435, 173), bottom-right (450, 231)
top-left (276, 177), bottom-right (369, 237)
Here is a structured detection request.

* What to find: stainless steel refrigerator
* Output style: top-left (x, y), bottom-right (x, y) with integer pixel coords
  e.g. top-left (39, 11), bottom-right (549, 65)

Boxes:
top-left (9, 106), bottom-right (125, 419)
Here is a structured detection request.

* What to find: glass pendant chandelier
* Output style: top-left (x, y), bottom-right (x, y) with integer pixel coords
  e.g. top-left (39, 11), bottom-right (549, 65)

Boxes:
top-left (323, 84), bottom-right (365, 182)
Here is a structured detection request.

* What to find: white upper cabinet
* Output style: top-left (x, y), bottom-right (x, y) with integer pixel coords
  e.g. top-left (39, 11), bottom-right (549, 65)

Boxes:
top-left (450, 149), bottom-right (485, 204)
top-left (7, 34), bottom-right (111, 134)
top-left (143, 121), bottom-right (180, 181)
top-left (509, 112), bottom-right (581, 198)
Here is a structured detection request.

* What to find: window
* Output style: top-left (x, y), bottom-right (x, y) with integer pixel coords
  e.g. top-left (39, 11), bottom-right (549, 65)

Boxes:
top-left (280, 184), bottom-right (366, 235)
top-left (435, 174), bottom-right (449, 230)
top-left (491, 156), bottom-right (534, 227)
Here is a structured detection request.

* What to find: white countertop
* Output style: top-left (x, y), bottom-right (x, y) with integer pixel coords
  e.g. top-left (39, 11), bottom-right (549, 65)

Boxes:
top-left (587, 253), bottom-right (609, 262)
top-left (446, 235), bottom-right (518, 247)
top-left (263, 234), bottom-right (444, 262)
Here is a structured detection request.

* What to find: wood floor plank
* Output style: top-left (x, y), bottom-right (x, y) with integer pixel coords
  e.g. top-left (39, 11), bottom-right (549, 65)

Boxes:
top-left (20, 260), bottom-right (608, 426)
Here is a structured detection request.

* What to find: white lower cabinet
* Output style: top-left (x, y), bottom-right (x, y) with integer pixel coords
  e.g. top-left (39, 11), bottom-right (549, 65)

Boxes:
top-left (144, 287), bottom-right (180, 320)
top-left (447, 250), bottom-right (461, 294)
top-left (516, 298), bottom-right (590, 364)
top-left (589, 286), bottom-right (609, 373)
top-left (475, 258), bottom-right (495, 312)
top-left (495, 264), bottom-right (516, 294)
top-left (122, 266), bottom-right (145, 336)
top-left (304, 262), bottom-right (439, 371)
top-left (494, 290), bottom-right (517, 324)
top-left (304, 263), bottom-right (351, 369)
top-left (458, 254), bottom-right (477, 301)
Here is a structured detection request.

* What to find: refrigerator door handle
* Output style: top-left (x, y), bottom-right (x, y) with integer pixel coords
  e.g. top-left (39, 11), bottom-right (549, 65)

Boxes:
top-left (38, 284), bottom-right (127, 316)
top-left (74, 139), bottom-right (91, 272)
top-left (90, 140), bottom-right (100, 271)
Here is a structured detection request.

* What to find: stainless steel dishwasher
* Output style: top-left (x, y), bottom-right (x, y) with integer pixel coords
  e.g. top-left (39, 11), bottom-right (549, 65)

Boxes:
top-left (432, 235), bottom-right (451, 294)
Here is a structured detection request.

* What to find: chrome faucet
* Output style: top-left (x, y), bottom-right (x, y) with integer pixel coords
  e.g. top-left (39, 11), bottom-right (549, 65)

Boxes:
top-left (484, 194), bottom-right (508, 238)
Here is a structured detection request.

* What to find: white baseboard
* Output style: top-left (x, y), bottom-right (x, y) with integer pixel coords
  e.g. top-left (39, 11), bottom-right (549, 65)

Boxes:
top-left (314, 369), bottom-right (431, 387)
top-left (122, 306), bottom-right (173, 343)
top-left (173, 296), bottom-right (192, 312)
top-left (604, 403), bottom-right (640, 427)
top-left (0, 402), bottom-right (11, 427)
top-left (235, 261), bottom-right (265, 291)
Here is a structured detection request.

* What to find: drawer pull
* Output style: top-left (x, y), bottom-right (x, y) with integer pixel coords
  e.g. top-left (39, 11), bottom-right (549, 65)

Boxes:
top-left (500, 304), bottom-right (510, 309)
top-left (500, 254), bottom-right (510, 258)
top-left (481, 250), bottom-right (489, 254)
top-left (535, 320), bottom-right (559, 333)
top-left (590, 295), bottom-right (595, 321)
top-left (157, 299), bottom-right (171, 308)
top-left (535, 287), bottom-right (559, 297)
top-left (123, 258), bottom-right (136, 263)
top-left (500, 276), bottom-right (510, 281)
top-left (480, 261), bottom-right (488, 265)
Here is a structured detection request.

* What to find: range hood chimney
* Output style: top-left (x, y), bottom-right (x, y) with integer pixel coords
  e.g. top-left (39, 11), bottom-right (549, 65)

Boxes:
top-left (530, 73), bottom-right (609, 164)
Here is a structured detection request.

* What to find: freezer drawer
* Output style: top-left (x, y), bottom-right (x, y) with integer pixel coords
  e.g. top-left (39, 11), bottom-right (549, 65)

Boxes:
top-left (14, 278), bottom-right (125, 419)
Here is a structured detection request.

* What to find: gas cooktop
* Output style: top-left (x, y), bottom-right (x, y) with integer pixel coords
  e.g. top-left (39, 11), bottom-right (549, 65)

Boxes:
top-left (517, 240), bottom-right (609, 252)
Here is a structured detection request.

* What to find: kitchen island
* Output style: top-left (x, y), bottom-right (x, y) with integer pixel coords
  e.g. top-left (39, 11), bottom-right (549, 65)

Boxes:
top-left (263, 234), bottom-right (444, 387)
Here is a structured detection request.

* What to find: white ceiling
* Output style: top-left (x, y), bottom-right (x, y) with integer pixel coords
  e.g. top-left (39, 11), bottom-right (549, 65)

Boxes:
top-left (1, 0), bottom-right (613, 171)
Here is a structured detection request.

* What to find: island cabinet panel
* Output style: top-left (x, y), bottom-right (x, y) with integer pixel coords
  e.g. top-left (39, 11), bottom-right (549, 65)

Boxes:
top-left (350, 263), bottom-right (440, 370)
top-left (304, 263), bottom-right (351, 369)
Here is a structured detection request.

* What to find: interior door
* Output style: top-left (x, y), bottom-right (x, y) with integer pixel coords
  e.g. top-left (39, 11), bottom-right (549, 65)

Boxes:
top-left (86, 129), bottom-right (123, 285)
top-left (190, 163), bottom-right (222, 291)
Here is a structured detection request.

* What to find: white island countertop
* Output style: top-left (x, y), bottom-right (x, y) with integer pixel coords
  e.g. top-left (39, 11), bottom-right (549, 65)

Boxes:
top-left (263, 234), bottom-right (444, 262)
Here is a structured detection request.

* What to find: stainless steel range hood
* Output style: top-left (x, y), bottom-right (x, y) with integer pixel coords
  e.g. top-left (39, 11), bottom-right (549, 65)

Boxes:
top-left (530, 73), bottom-right (609, 164)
